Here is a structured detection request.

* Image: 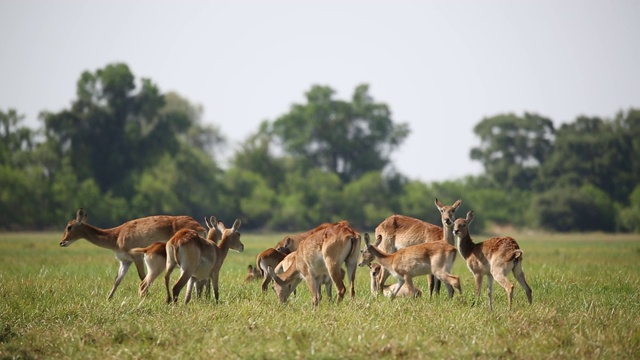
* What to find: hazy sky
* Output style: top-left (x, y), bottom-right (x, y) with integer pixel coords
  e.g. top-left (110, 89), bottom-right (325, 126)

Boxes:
top-left (1, 1), bottom-right (639, 182)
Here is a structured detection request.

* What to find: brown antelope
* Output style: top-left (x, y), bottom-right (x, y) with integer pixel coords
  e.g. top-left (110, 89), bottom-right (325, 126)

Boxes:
top-left (257, 223), bottom-right (334, 294)
top-left (164, 218), bottom-right (244, 304)
top-left (244, 264), bottom-right (261, 283)
top-left (453, 211), bottom-right (533, 311)
top-left (273, 222), bottom-right (333, 252)
top-left (359, 233), bottom-right (461, 299)
top-left (373, 199), bottom-right (462, 295)
top-left (270, 251), bottom-right (344, 302)
top-left (60, 208), bottom-right (205, 299)
top-left (131, 216), bottom-right (223, 298)
top-left (268, 221), bottom-right (360, 306)
top-left (256, 238), bottom-right (293, 292)
top-left (368, 263), bottom-right (420, 297)
top-left (195, 216), bottom-right (225, 298)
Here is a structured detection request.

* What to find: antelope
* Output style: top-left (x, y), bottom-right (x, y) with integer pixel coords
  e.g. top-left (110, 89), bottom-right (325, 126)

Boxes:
top-left (270, 251), bottom-right (344, 302)
top-left (256, 238), bottom-right (293, 292)
top-left (359, 233), bottom-right (462, 299)
top-left (273, 222), bottom-right (333, 252)
top-left (164, 218), bottom-right (244, 304)
top-left (59, 208), bottom-right (205, 299)
top-left (195, 216), bottom-right (225, 298)
top-left (130, 216), bottom-right (222, 298)
top-left (453, 211), bottom-right (533, 311)
top-left (368, 263), bottom-right (420, 298)
top-left (244, 264), bottom-right (261, 283)
top-left (257, 223), bottom-right (334, 293)
top-left (373, 199), bottom-right (462, 295)
top-left (268, 221), bottom-right (360, 306)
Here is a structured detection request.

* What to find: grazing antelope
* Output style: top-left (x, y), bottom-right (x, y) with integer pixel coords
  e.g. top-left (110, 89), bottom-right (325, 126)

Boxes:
top-left (270, 251), bottom-right (344, 302)
top-left (268, 221), bottom-right (360, 306)
top-left (130, 216), bottom-right (223, 298)
top-left (374, 199), bottom-right (462, 295)
top-left (256, 238), bottom-right (293, 292)
top-left (368, 263), bottom-right (420, 297)
top-left (453, 211), bottom-right (533, 311)
top-left (359, 233), bottom-right (461, 299)
top-left (257, 223), bottom-right (334, 294)
top-left (164, 218), bottom-right (244, 304)
top-left (60, 208), bottom-right (205, 299)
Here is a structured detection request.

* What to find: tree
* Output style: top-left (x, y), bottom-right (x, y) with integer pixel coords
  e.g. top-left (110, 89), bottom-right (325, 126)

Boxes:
top-left (470, 113), bottom-right (554, 190)
top-left (528, 186), bottom-right (611, 232)
top-left (271, 84), bottom-right (410, 183)
top-left (538, 115), bottom-right (636, 203)
top-left (41, 63), bottom-right (193, 197)
top-left (231, 121), bottom-right (286, 189)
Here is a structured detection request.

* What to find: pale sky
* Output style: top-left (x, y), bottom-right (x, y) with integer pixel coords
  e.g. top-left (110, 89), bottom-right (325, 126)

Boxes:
top-left (1, 1), bottom-right (639, 182)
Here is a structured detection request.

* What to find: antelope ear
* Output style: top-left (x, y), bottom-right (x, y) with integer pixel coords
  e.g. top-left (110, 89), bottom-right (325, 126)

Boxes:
top-left (452, 199), bottom-right (462, 210)
top-left (232, 219), bottom-right (242, 231)
top-left (434, 198), bottom-right (444, 209)
top-left (283, 237), bottom-right (292, 249)
top-left (76, 208), bottom-right (87, 224)
top-left (364, 233), bottom-right (371, 246)
top-left (467, 211), bottom-right (475, 223)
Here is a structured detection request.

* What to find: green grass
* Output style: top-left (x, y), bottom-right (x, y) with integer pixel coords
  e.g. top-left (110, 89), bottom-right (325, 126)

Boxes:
top-left (1, 231), bottom-right (639, 359)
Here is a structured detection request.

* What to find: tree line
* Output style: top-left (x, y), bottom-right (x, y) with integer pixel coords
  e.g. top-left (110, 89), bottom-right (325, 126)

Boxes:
top-left (1, 63), bottom-right (639, 232)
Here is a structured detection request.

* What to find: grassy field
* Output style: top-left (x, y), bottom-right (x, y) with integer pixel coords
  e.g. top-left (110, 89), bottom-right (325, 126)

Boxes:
top-left (0, 231), bottom-right (639, 359)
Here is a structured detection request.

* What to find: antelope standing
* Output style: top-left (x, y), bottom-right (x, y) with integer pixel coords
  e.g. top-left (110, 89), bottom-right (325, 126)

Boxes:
top-left (268, 221), bottom-right (360, 306)
top-left (257, 222), bottom-right (334, 293)
top-left (373, 199), bottom-right (462, 295)
top-left (60, 208), bottom-right (205, 299)
top-left (359, 233), bottom-right (461, 299)
top-left (270, 251), bottom-right (344, 302)
top-left (256, 239), bottom-right (292, 292)
top-left (130, 216), bottom-right (222, 298)
top-left (164, 218), bottom-right (243, 304)
top-left (453, 211), bottom-right (533, 310)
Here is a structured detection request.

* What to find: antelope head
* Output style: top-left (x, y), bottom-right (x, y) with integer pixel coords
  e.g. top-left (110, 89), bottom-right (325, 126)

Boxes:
top-left (358, 233), bottom-right (378, 267)
top-left (435, 198), bottom-right (462, 228)
top-left (220, 219), bottom-right (244, 252)
top-left (60, 208), bottom-right (88, 247)
top-left (266, 266), bottom-right (295, 303)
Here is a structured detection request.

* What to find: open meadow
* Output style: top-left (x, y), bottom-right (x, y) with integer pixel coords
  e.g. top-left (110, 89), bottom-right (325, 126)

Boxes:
top-left (0, 231), bottom-right (639, 359)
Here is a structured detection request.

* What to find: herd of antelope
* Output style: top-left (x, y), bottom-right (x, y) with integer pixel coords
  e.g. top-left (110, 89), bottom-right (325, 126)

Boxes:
top-left (60, 199), bottom-right (533, 311)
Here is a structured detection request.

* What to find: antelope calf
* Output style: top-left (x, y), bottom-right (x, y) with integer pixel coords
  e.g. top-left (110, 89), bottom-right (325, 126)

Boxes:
top-left (453, 211), bottom-right (533, 311)
top-left (368, 263), bottom-right (420, 298)
top-left (268, 221), bottom-right (360, 307)
top-left (60, 208), bottom-right (205, 299)
top-left (359, 233), bottom-right (461, 299)
top-left (164, 218), bottom-right (243, 304)
top-left (131, 216), bottom-right (222, 298)
top-left (256, 238), bottom-right (293, 292)
top-left (373, 199), bottom-right (462, 295)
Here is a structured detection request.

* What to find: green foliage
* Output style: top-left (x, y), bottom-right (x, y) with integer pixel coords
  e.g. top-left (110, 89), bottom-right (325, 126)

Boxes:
top-left (2, 63), bottom-right (639, 233)
top-left (470, 113), bottom-right (554, 190)
top-left (539, 113), bottom-right (639, 203)
top-left (619, 185), bottom-right (640, 232)
top-left (527, 185), bottom-right (616, 232)
top-left (271, 84), bottom-right (410, 183)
